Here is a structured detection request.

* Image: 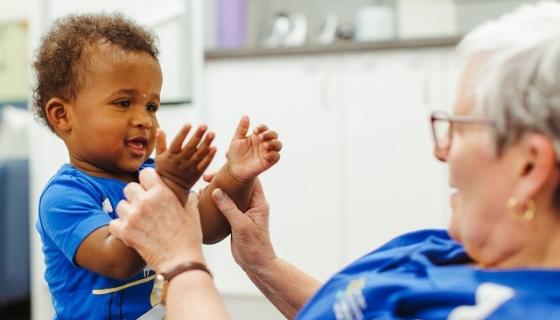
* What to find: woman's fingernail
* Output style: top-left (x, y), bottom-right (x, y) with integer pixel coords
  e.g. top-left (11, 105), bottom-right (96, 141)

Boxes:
top-left (213, 189), bottom-right (225, 201)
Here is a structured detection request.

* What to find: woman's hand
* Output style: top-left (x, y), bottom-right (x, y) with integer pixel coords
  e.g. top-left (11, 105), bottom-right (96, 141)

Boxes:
top-left (110, 168), bottom-right (205, 273)
top-left (211, 178), bottom-right (277, 272)
top-left (211, 181), bottom-right (321, 319)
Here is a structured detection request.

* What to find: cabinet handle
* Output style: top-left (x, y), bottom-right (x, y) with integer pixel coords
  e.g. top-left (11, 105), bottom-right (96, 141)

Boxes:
top-left (320, 75), bottom-right (332, 110)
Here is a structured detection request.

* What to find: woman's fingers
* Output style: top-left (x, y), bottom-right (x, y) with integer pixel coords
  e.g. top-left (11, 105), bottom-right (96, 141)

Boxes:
top-left (211, 188), bottom-right (249, 230)
top-left (139, 167), bottom-right (165, 190)
top-left (123, 182), bottom-right (145, 202)
top-left (249, 178), bottom-right (269, 208)
top-left (203, 172), bottom-right (215, 183)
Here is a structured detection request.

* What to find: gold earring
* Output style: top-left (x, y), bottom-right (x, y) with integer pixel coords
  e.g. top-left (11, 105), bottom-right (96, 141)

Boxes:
top-left (507, 197), bottom-right (536, 221)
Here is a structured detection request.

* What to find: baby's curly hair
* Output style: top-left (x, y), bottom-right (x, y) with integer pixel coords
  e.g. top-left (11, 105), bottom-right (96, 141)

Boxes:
top-left (32, 13), bottom-right (159, 131)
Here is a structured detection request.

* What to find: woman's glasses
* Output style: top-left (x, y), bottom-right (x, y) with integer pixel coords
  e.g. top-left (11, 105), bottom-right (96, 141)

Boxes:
top-left (430, 111), bottom-right (495, 161)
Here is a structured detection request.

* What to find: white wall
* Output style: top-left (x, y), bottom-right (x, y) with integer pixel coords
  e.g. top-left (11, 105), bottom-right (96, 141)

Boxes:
top-left (0, 0), bottom-right (27, 23)
top-left (201, 47), bottom-right (458, 319)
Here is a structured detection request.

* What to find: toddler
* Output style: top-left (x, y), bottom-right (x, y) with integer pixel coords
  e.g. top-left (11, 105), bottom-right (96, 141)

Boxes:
top-left (33, 13), bottom-right (281, 319)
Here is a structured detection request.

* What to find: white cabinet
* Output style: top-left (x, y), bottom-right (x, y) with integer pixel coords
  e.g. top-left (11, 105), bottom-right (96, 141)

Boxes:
top-left (340, 50), bottom-right (451, 264)
top-left (203, 56), bottom-right (344, 294)
top-left (203, 48), bottom-right (457, 294)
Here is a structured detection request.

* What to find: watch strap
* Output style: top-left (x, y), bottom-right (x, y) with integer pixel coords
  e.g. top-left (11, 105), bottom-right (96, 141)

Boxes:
top-left (156, 261), bottom-right (213, 305)
top-left (161, 261), bottom-right (213, 281)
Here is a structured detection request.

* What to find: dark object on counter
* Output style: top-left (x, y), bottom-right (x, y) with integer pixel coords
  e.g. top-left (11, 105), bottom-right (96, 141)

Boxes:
top-left (336, 23), bottom-right (356, 40)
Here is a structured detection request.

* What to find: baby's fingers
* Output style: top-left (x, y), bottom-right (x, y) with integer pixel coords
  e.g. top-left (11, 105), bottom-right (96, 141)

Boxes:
top-left (234, 115), bottom-right (251, 139)
top-left (181, 125), bottom-right (208, 158)
top-left (170, 124), bottom-right (192, 153)
top-left (264, 139), bottom-right (283, 152)
top-left (196, 147), bottom-right (217, 172)
top-left (190, 132), bottom-right (215, 163)
top-left (258, 130), bottom-right (278, 142)
top-left (253, 124), bottom-right (269, 136)
top-left (263, 152), bottom-right (281, 165)
top-left (155, 128), bottom-right (167, 155)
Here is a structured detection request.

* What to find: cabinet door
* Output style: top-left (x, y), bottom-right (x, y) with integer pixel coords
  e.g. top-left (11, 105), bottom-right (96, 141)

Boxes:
top-left (203, 56), bottom-right (344, 295)
top-left (340, 49), bottom-right (452, 264)
top-left (42, 0), bottom-right (194, 103)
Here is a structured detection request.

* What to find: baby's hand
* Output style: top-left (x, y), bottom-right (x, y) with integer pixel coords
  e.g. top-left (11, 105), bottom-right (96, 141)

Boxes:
top-left (226, 116), bottom-right (282, 182)
top-left (155, 125), bottom-right (217, 204)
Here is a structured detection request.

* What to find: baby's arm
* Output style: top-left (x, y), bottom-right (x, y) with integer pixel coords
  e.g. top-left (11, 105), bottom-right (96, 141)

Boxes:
top-left (155, 125), bottom-right (231, 243)
top-left (198, 116), bottom-right (282, 244)
top-left (155, 125), bottom-right (217, 205)
top-left (75, 226), bottom-right (145, 280)
top-left (75, 126), bottom-right (216, 280)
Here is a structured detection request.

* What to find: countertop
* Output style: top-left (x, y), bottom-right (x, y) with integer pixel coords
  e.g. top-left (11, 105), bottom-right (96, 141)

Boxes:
top-left (205, 36), bottom-right (462, 60)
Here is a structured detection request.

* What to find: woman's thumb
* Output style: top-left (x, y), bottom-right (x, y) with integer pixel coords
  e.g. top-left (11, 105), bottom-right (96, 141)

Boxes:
top-left (212, 189), bottom-right (241, 222)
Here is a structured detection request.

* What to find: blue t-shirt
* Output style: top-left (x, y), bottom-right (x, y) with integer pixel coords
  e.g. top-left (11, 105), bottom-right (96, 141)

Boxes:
top-left (297, 229), bottom-right (560, 320)
top-left (36, 160), bottom-right (156, 319)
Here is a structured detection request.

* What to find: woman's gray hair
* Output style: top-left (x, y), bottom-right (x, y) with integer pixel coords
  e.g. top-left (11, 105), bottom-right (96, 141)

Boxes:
top-left (457, 1), bottom-right (560, 154)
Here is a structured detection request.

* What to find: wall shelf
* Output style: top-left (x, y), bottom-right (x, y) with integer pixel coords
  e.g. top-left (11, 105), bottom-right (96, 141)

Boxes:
top-left (205, 36), bottom-right (461, 60)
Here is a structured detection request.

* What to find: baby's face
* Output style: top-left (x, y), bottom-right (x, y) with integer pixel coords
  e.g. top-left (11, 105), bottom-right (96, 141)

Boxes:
top-left (65, 43), bottom-right (163, 179)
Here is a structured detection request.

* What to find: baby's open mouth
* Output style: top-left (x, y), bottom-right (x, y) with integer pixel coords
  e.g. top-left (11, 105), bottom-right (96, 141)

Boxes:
top-left (126, 136), bottom-right (148, 156)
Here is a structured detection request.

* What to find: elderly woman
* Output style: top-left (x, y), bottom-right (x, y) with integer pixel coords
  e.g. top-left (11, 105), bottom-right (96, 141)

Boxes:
top-left (110, 2), bottom-right (560, 319)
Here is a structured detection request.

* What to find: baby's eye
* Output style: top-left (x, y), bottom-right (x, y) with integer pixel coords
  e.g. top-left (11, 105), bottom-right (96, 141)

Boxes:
top-left (115, 100), bottom-right (131, 108)
top-left (146, 103), bottom-right (159, 113)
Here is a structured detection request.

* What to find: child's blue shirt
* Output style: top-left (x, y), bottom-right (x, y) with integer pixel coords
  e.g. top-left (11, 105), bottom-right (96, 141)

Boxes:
top-left (36, 160), bottom-right (156, 319)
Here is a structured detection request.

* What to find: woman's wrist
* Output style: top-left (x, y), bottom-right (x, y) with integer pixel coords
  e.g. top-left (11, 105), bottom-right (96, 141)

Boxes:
top-left (159, 176), bottom-right (190, 204)
top-left (169, 266), bottom-right (213, 286)
top-left (162, 261), bottom-right (212, 281)
top-left (155, 249), bottom-right (206, 275)
top-left (157, 260), bottom-right (213, 305)
top-left (241, 255), bottom-right (279, 278)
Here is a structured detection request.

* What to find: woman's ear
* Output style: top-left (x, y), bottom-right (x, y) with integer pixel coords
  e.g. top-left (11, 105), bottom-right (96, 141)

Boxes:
top-left (45, 97), bottom-right (72, 134)
top-left (514, 133), bottom-right (558, 200)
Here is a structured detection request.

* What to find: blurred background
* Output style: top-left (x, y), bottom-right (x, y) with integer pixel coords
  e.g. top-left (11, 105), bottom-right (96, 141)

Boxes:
top-left (0, 0), bottom-right (546, 319)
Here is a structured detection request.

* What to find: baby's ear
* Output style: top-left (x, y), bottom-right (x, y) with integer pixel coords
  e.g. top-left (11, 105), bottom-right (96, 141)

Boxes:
top-left (45, 97), bottom-right (72, 134)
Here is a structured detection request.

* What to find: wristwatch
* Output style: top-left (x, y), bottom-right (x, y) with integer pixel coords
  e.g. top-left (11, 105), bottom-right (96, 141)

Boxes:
top-left (153, 261), bottom-right (213, 305)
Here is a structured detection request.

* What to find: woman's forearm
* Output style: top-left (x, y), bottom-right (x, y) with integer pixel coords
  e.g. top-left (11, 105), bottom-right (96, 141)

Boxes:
top-left (245, 258), bottom-right (322, 319)
top-left (166, 270), bottom-right (230, 320)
